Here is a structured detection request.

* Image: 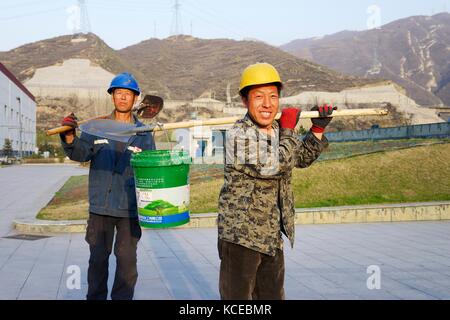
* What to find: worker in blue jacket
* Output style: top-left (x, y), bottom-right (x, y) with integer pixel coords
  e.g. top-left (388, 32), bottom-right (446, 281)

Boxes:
top-left (60, 72), bottom-right (155, 300)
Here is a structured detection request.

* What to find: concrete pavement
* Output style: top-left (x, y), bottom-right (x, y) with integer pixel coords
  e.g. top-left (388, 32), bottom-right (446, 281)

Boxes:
top-left (0, 221), bottom-right (449, 300)
top-left (1, 164), bottom-right (450, 300)
top-left (0, 164), bottom-right (88, 237)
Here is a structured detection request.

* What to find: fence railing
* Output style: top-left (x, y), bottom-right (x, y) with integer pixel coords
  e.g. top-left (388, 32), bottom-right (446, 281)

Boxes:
top-left (324, 122), bottom-right (450, 142)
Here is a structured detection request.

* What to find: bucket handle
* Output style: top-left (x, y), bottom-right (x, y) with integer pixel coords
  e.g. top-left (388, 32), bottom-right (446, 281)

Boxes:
top-left (154, 121), bottom-right (174, 150)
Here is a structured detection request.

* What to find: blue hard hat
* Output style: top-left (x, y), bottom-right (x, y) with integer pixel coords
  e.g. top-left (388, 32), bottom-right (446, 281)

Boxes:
top-left (107, 72), bottom-right (140, 95)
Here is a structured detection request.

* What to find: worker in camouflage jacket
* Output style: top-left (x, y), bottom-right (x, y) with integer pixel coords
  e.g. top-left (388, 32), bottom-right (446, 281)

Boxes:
top-left (217, 63), bottom-right (336, 300)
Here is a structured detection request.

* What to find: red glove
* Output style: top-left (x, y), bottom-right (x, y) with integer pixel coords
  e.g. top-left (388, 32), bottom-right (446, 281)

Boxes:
top-left (61, 112), bottom-right (78, 135)
top-left (310, 104), bottom-right (337, 133)
top-left (279, 108), bottom-right (301, 130)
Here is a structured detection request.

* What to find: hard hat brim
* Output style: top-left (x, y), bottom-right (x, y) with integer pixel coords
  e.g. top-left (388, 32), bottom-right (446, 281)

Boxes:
top-left (108, 86), bottom-right (140, 95)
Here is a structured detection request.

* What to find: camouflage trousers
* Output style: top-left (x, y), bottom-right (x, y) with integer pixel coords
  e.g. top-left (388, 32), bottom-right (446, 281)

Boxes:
top-left (218, 239), bottom-right (285, 300)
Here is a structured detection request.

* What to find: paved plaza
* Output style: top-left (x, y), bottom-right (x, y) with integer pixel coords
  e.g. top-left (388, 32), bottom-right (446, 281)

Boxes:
top-left (0, 165), bottom-right (449, 300)
top-left (0, 164), bottom-right (88, 237)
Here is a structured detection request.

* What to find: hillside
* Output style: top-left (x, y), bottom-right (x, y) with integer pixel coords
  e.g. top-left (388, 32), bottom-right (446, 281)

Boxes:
top-left (0, 33), bottom-right (165, 95)
top-left (281, 13), bottom-right (450, 106)
top-left (190, 141), bottom-right (450, 213)
top-left (0, 33), bottom-right (381, 102)
top-left (118, 35), bottom-right (380, 100)
top-left (1, 32), bottom-right (393, 130)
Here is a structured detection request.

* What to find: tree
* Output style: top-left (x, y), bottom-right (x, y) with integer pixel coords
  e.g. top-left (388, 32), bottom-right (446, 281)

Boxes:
top-left (2, 138), bottom-right (13, 157)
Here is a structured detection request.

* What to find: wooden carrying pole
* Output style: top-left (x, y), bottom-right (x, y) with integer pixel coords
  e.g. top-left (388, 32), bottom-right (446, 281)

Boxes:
top-left (47, 108), bottom-right (388, 135)
top-left (151, 108), bottom-right (389, 132)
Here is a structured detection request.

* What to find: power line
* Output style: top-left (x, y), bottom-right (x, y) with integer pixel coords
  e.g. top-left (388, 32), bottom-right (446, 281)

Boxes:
top-left (0, 0), bottom-right (54, 10)
top-left (91, 0), bottom-right (167, 7)
top-left (180, 6), bottom-right (244, 39)
top-left (89, 0), bottom-right (169, 10)
top-left (0, 6), bottom-right (67, 21)
top-left (182, 0), bottom-right (248, 37)
top-left (87, 4), bottom-right (169, 14)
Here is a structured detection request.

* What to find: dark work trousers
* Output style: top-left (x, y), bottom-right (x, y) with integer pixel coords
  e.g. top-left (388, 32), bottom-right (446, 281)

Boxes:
top-left (85, 213), bottom-right (142, 300)
top-left (218, 239), bottom-right (285, 300)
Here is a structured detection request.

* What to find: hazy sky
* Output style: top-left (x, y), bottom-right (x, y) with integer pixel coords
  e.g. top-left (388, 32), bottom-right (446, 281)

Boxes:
top-left (0, 0), bottom-right (449, 51)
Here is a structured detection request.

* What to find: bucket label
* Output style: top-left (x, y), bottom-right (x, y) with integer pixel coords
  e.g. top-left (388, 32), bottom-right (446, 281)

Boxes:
top-left (136, 185), bottom-right (189, 210)
top-left (135, 177), bottom-right (167, 188)
top-left (136, 185), bottom-right (190, 227)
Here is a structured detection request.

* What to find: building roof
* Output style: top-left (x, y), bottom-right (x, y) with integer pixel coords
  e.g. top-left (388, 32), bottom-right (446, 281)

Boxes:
top-left (0, 62), bottom-right (36, 102)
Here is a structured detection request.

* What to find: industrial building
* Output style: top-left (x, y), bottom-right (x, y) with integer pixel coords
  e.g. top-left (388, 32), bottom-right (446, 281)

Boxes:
top-left (0, 62), bottom-right (36, 157)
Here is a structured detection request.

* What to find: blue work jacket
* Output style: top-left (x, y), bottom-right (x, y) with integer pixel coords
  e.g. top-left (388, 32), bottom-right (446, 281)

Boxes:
top-left (61, 117), bottom-right (155, 218)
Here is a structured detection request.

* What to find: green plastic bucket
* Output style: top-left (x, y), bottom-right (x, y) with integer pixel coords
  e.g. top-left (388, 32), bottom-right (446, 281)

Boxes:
top-left (131, 150), bottom-right (192, 228)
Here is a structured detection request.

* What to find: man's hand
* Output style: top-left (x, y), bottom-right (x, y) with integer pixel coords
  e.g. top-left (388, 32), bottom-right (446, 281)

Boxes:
top-left (60, 112), bottom-right (78, 144)
top-left (279, 107), bottom-right (301, 130)
top-left (310, 105), bottom-right (337, 133)
top-left (127, 146), bottom-right (142, 153)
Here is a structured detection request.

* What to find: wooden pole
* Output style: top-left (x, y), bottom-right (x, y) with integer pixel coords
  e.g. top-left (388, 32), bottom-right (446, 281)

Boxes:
top-left (151, 108), bottom-right (389, 132)
top-left (46, 108), bottom-right (389, 135)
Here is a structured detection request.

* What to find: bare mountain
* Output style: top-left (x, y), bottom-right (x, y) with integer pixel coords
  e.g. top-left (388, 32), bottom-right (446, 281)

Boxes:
top-left (118, 35), bottom-right (379, 100)
top-left (1, 33), bottom-right (401, 131)
top-left (0, 33), bottom-right (164, 95)
top-left (281, 13), bottom-right (450, 106)
top-left (0, 33), bottom-right (384, 100)
top-left (0, 33), bottom-right (380, 101)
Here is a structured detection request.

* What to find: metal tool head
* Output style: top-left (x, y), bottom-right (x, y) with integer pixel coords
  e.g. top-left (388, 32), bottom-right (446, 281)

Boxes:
top-left (79, 119), bottom-right (157, 143)
top-left (79, 119), bottom-right (137, 143)
top-left (135, 94), bottom-right (164, 119)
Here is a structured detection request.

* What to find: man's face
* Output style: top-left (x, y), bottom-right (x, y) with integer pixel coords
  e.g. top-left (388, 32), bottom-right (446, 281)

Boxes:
top-left (112, 88), bottom-right (138, 113)
top-left (142, 104), bottom-right (161, 118)
top-left (243, 84), bottom-right (279, 130)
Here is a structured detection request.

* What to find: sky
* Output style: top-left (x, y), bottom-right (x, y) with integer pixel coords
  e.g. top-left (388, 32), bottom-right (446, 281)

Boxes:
top-left (0, 0), bottom-right (449, 51)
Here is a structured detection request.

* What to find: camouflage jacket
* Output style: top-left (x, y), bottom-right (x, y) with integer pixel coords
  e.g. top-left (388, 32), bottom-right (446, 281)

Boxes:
top-left (217, 114), bottom-right (328, 256)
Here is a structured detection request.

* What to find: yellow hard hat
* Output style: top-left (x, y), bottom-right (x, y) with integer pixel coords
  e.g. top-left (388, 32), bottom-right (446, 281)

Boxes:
top-left (239, 62), bottom-right (283, 94)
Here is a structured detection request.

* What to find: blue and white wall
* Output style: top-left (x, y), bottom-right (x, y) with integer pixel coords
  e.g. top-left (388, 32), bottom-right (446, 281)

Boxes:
top-left (0, 63), bottom-right (36, 156)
